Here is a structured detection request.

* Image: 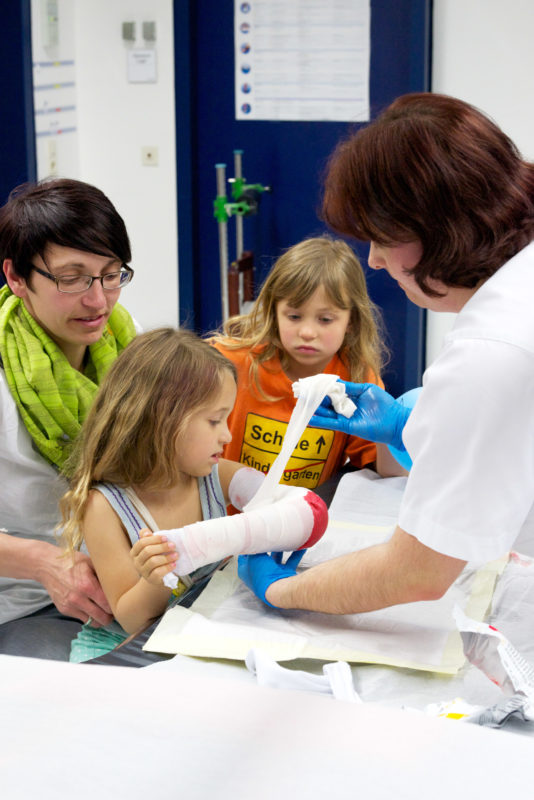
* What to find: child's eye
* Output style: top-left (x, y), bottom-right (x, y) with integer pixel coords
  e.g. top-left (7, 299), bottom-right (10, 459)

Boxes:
top-left (287, 313), bottom-right (301, 321)
top-left (319, 316), bottom-right (334, 324)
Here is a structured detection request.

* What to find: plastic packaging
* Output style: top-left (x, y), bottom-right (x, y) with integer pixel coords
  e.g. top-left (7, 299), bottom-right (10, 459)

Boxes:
top-left (426, 606), bottom-right (534, 727)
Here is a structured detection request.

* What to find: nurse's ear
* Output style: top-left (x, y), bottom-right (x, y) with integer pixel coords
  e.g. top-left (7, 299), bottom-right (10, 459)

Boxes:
top-left (3, 259), bottom-right (29, 299)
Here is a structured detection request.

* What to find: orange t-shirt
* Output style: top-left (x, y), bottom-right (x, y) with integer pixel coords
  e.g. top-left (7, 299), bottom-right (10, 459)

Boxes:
top-left (213, 343), bottom-right (383, 489)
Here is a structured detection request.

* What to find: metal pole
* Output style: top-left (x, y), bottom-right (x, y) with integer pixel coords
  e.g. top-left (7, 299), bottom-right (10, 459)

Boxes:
top-left (234, 149), bottom-right (244, 312)
top-left (233, 150), bottom-right (244, 259)
top-left (215, 163), bottom-right (229, 322)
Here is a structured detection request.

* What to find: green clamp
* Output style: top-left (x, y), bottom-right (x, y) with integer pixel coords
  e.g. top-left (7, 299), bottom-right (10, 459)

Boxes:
top-left (227, 200), bottom-right (252, 216)
top-left (213, 195), bottom-right (229, 223)
top-left (214, 175), bottom-right (270, 222)
top-left (230, 176), bottom-right (269, 201)
top-left (214, 197), bottom-right (254, 221)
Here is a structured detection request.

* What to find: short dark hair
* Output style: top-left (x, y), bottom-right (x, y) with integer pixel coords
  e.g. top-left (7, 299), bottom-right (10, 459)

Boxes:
top-left (322, 93), bottom-right (534, 295)
top-left (0, 178), bottom-right (131, 281)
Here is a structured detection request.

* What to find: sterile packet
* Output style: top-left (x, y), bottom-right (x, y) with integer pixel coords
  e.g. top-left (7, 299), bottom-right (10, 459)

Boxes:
top-left (426, 606), bottom-right (534, 727)
top-left (426, 695), bottom-right (534, 727)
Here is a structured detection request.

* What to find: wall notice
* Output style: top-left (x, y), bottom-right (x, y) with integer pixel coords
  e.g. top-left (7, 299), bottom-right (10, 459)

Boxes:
top-left (234, 0), bottom-right (370, 122)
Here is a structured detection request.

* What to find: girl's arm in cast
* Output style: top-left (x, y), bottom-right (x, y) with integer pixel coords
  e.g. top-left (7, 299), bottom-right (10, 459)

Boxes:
top-left (128, 459), bottom-right (259, 586)
top-left (128, 459), bottom-right (249, 607)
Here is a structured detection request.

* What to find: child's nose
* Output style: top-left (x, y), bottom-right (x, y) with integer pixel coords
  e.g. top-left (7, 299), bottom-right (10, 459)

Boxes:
top-left (298, 320), bottom-right (316, 339)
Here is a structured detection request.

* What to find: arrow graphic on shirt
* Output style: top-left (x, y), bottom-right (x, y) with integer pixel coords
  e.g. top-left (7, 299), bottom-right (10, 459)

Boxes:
top-left (315, 436), bottom-right (327, 453)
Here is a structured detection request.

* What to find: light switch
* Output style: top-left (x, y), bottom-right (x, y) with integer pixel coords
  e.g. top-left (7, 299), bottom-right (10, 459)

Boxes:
top-left (141, 146), bottom-right (159, 166)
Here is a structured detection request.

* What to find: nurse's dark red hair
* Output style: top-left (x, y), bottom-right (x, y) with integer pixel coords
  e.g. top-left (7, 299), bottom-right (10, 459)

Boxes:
top-left (322, 93), bottom-right (534, 295)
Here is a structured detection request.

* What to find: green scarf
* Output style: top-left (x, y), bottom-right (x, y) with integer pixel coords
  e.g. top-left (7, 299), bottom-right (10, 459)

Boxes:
top-left (0, 285), bottom-right (136, 469)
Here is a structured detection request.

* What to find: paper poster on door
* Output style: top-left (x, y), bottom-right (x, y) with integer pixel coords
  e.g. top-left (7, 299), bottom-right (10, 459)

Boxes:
top-left (234, 0), bottom-right (370, 122)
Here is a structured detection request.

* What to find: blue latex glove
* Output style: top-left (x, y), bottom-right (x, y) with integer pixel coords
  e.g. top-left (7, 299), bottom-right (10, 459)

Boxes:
top-left (238, 550), bottom-right (306, 608)
top-left (386, 387), bottom-right (422, 470)
top-left (309, 381), bottom-right (411, 453)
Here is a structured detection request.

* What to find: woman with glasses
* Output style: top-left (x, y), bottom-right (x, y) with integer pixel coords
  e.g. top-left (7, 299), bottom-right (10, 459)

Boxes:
top-left (0, 178), bottom-right (137, 659)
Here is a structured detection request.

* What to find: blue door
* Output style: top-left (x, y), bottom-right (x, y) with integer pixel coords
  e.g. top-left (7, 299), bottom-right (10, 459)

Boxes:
top-left (1, 1), bottom-right (36, 288)
top-left (176, 1), bottom-right (433, 395)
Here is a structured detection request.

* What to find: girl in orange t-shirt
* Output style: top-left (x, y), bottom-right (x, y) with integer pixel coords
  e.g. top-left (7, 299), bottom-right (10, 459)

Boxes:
top-left (210, 236), bottom-right (405, 488)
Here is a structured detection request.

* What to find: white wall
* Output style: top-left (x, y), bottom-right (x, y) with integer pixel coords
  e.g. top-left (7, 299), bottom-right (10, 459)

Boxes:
top-left (427, 0), bottom-right (534, 366)
top-left (31, 0), bottom-right (179, 331)
top-left (74, 0), bottom-right (178, 330)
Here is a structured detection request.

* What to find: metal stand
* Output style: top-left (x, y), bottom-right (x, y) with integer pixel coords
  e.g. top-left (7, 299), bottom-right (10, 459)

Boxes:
top-left (213, 150), bottom-right (270, 322)
top-left (215, 163), bottom-right (230, 322)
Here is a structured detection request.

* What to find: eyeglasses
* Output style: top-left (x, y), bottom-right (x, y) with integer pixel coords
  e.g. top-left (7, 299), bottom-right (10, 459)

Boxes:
top-left (31, 264), bottom-right (134, 294)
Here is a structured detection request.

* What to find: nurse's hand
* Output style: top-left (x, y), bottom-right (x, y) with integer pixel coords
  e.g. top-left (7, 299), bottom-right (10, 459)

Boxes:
top-left (238, 551), bottom-right (306, 608)
top-left (309, 381), bottom-right (411, 453)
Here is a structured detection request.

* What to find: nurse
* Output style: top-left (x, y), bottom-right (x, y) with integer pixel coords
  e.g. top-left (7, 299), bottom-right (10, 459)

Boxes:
top-left (238, 92), bottom-right (534, 613)
top-left (0, 178), bottom-right (137, 657)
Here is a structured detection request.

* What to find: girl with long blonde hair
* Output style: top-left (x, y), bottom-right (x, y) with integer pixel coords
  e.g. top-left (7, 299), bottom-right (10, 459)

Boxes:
top-left (61, 327), bottom-right (327, 662)
top-left (211, 236), bottom-right (402, 487)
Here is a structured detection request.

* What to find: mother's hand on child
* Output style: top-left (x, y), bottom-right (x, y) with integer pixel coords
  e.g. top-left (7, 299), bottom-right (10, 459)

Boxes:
top-left (130, 530), bottom-right (178, 586)
top-left (238, 550), bottom-right (306, 608)
top-left (309, 381), bottom-right (410, 453)
top-left (37, 546), bottom-right (113, 627)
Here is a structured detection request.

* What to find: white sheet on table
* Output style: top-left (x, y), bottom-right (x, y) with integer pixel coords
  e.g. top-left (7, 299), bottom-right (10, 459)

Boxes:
top-left (4, 654), bottom-right (534, 799)
top-left (145, 470), bottom-right (506, 674)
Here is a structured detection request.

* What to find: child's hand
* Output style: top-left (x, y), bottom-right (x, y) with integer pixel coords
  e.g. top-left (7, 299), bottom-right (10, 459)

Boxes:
top-left (130, 529), bottom-right (177, 586)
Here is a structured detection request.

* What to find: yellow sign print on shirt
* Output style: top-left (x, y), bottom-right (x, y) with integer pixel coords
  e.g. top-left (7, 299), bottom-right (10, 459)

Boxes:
top-left (238, 412), bottom-right (335, 488)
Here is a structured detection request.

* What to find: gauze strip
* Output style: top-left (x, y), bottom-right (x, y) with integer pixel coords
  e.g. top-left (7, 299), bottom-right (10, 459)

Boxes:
top-left (244, 374), bottom-right (354, 511)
